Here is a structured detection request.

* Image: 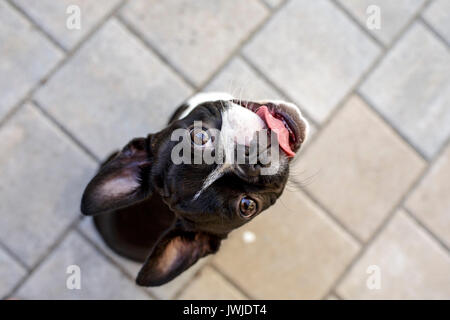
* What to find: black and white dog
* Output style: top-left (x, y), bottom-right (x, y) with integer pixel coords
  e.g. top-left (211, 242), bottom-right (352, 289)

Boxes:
top-left (81, 92), bottom-right (309, 286)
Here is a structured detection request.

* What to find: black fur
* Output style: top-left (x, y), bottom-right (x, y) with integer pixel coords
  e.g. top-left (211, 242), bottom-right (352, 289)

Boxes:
top-left (81, 100), bottom-right (299, 286)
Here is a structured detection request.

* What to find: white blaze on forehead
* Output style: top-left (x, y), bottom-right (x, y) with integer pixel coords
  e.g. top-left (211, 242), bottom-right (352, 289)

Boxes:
top-left (193, 103), bottom-right (266, 200)
top-left (179, 92), bottom-right (234, 119)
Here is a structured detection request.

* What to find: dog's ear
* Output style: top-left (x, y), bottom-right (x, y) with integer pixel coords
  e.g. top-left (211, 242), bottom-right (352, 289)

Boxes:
top-left (81, 137), bottom-right (152, 216)
top-left (136, 230), bottom-right (221, 286)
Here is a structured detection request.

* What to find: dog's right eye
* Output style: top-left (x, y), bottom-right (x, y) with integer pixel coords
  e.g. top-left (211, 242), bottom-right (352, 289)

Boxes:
top-left (190, 128), bottom-right (211, 146)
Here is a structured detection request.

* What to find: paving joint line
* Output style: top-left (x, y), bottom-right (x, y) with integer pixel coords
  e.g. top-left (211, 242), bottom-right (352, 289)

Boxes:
top-left (5, 214), bottom-right (84, 299)
top-left (331, 0), bottom-right (386, 50)
top-left (322, 199), bottom-right (403, 299)
top-left (418, 16), bottom-right (450, 48)
top-left (3, 1), bottom-right (131, 298)
top-left (203, 0), bottom-right (430, 300)
top-left (3, 0), bottom-right (446, 299)
top-left (258, 0), bottom-right (274, 12)
top-left (22, 0), bottom-right (130, 164)
top-left (319, 5), bottom-right (444, 295)
top-left (291, 181), bottom-right (364, 246)
top-left (350, 2), bottom-right (446, 164)
top-left (326, 136), bottom-right (450, 298)
top-left (283, 27), bottom-right (387, 155)
top-left (3, 0), bottom-right (276, 300)
top-left (331, 290), bottom-right (344, 300)
top-left (0, 241), bottom-right (28, 272)
top-left (0, 0), bottom-right (128, 158)
top-left (357, 92), bottom-right (429, 162)
top-left (0, 54), bottom-right (70, 132)
top-left (24, 2), bottom-right (308, 301)
top-left (116, 15), bottom-right (197, 90)
top-left (239, 53), bottom-right (320, 129)
top-left (75, 227), bottom-right (157, 300)
top-left (283, 45), bottom-right (392, 248)
top-left (378, 0), bottom-right (433, 47)
top-left (352, 0), bottom-right (441, 160)
top-left (209, 263), bottom-right (255, 300)
top-left (5, 0), bottom-right (68, 53)
top-left (402, 207), bottom-right (450, 254)
top-left (400, 135), bottom-right (450, 255)
top-left (404, 135), bottom-right (450, 200)
top-left (32, 100), bottom-right (101, 163)
top-left (171, 262), bottom-right (210, 300)
top-left (304, 0), bottom-right (438, 246)
top-left (77, 225), bottom-right (220, 300)
top-left (193, 0), bottom-right (291, 92)
top-left (171, 259), bottom-right (253, 300)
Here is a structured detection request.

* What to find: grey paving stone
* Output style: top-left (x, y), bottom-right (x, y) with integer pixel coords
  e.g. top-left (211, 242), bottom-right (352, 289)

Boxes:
top-left (205, 57), bottom-right (283, 101)
top-left (0, 1), bottom-right (63, 121)
top-left (12, 0), bottom-right (122, 50)
top-left (0, 248), bottom-right (27, 298)
top-left (243, 0), bottom-right (381, 123)
top-left (120, 0), bottom-right (268, 86)
top-left (423, 0), bottom-right (450, 44)
top-left (16, 232), bottom-right (150, 299)
top-left (213, 189), bottom-right (360, 299)
top-left (79, 218), bottom-right (207, 299)
top-left (337, 0), bottom-right (425, 45)
top-left (0, 103), bottom-right (96, 267)
top-left (204, 56), bottom-right (317, 138)
top-left (262, 0), bottom-right (283, 8)
top-left (360, 22), bottom-right (450, 159)
top-left (406, 145), bottom-right (450, 248)
top-left (35, 19), bottom-right (193, 160)
top-left (337, 210), bottom-right (450, 299)
top-left (177, 266), bottom-right (246, 300)
top-left (293, 96), bottom-right (425, 241)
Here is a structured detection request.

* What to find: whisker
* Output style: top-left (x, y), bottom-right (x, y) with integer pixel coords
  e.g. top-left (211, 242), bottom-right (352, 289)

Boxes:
top-left (278, 196), bottom-right (300, 214)
top-left (287, 168), bottom-right (320, 188)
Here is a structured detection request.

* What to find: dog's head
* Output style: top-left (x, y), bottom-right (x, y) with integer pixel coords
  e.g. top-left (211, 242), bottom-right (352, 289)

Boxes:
top-left (81, 92), bottom-right (309, 285)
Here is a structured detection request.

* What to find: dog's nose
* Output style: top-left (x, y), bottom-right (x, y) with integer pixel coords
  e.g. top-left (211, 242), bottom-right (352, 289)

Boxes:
top-left (236, 161), bottom-right (270, 178)
top-left (246, 163), bottom-right (261, 177)
top-left (236, 164), bottom-right (259, 178)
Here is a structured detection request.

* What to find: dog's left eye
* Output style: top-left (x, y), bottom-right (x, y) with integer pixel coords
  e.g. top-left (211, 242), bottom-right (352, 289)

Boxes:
top-left (239, 197), bottom-right (258, 218)
top-left (190, 128), bottom-right (211, 146)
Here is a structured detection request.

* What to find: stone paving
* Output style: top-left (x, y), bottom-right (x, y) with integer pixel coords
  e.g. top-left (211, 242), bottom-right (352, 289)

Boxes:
top-left (0, 0), bottom-right (449, 299)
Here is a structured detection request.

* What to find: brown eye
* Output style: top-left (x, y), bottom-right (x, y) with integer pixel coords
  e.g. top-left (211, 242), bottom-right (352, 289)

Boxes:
top-left (190, 128), bottom-right (210, 146)
top-left (239, 197), bottom-right (257, 218)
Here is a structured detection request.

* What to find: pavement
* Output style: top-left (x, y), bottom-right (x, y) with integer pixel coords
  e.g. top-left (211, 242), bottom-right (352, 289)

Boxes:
top-left (0, 0), bottom-right (449, 299)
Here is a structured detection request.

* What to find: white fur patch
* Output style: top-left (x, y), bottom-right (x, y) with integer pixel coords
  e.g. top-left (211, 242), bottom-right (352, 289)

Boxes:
top-left (182, 92), bottom-right (309, 200)
top-left (99, 176), bottom-right (139, 197)
top-left (193, 102), bottom-right (267, 200)
top-left (179, 92), bottom-right (234, 119)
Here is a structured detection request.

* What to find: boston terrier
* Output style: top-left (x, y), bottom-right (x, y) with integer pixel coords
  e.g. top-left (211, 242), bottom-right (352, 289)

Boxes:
top-left (81, 92), bottom-right (309, 286)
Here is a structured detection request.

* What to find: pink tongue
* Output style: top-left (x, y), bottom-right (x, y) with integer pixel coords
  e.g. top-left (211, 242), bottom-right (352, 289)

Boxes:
top-left (256, 106), bottom-right (295, 158)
